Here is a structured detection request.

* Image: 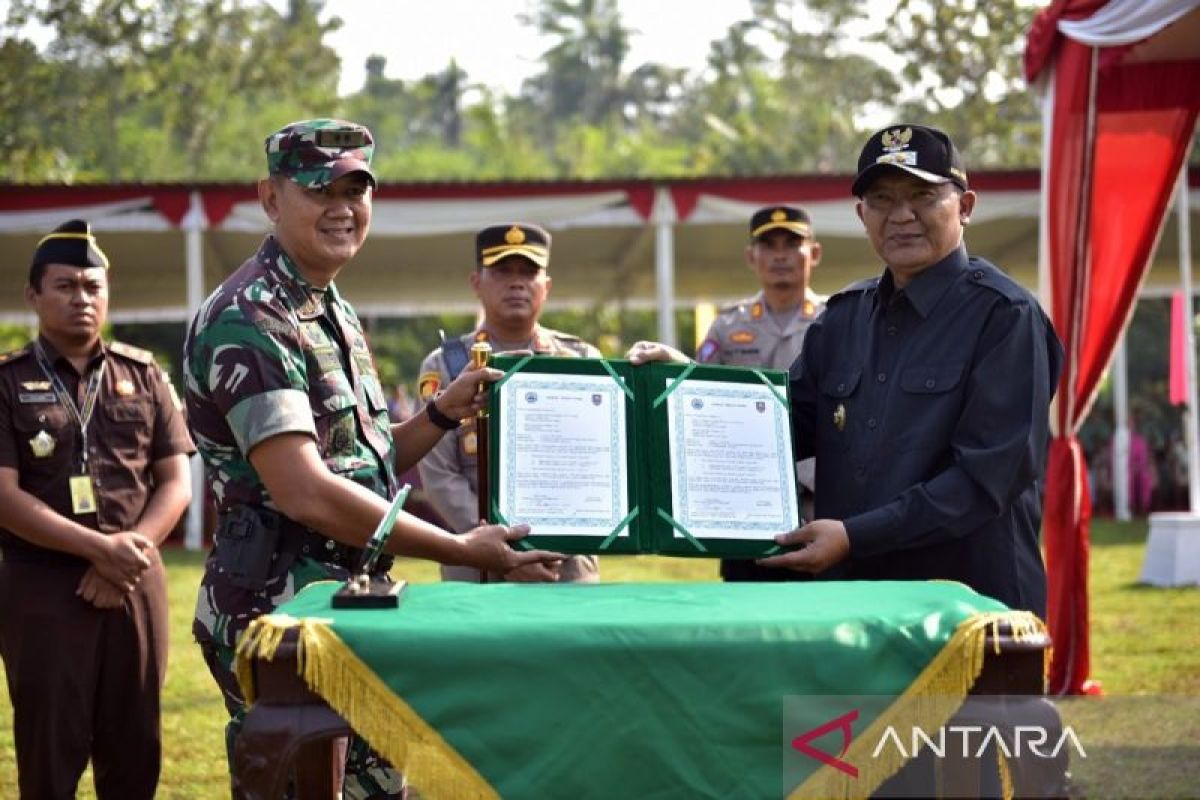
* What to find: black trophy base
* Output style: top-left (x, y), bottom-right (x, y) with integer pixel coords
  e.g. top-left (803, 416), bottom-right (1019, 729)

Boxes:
top-left (331, 578), bottom-right (407, 609)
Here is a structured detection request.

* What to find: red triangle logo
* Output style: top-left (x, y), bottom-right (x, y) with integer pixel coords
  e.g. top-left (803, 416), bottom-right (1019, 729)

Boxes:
top-left (790, 708), bottom-right (859, 778)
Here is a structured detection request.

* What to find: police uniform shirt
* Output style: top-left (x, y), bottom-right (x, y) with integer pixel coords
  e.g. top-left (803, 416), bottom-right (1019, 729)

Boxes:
top-left (0, 337), bottom-right (194, 562)
top-left (416, 326), bottom-right (600, 535)
top-left (790, 246), bottom-right (1063, 617)
top-left (697, 288), bottom-right (826, 370)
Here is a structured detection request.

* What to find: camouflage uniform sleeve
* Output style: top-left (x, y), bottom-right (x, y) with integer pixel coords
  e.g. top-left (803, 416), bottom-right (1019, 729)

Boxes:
top-left (415, 349), bottom-right (478, 534)
top-left (193, 298), bottom-right (314, 455)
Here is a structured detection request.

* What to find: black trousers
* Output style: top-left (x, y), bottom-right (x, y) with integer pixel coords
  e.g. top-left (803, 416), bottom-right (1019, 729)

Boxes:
top-left (0, 557), bottom-right (167, 800)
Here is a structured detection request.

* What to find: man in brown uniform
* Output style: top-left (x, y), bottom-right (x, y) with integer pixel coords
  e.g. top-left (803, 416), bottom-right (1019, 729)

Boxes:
top-left (417, 223), bottom-right (601, 582)
top-left (0, 219), bottom-right (194, 800)
top-left (696, 206), bottom-right (824, 582)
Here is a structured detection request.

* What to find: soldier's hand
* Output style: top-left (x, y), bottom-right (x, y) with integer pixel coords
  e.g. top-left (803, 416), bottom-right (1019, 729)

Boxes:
top-left (76, 566), bottom-right (128, 609)
top-left (755, 519), bottom-right (850, 573)
top-left (460, 521), bottom-right (564, 574)
top-left (625, 340), bottom-right (691, 365)
top-left (91, 530), bottom-right (154, 589)
top-left (433, 365), bottom-right (504, 421)
top-left (505, 560), bottom-right (563, 583)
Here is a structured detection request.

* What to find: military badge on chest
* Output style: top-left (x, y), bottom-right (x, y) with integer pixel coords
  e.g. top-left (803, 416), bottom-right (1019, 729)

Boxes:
top-left (833, 403), bottom-right (847, 432)
top-left (29, 429), bottom-right (56, 458)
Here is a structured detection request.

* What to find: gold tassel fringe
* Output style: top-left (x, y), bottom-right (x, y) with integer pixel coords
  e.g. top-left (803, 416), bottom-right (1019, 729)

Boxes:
top-left (789, 610), bottom-right (1047, 799)
top-left (235, 614), bottom-right (499, 799)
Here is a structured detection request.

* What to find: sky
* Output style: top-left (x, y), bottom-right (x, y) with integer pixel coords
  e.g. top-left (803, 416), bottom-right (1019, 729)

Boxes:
top-left (323, 0), bottom-right (761, 97)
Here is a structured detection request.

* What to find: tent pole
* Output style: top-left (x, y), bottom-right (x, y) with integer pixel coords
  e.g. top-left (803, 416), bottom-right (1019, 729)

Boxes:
top-left (184, 190), bottom-right (206, 551)
top-left (1177, 166), bottom-right (1200, 512)
top-left (653, 186), bottom-right (677, 348)
top-left (1113, 335), bottom-right (1130, 519)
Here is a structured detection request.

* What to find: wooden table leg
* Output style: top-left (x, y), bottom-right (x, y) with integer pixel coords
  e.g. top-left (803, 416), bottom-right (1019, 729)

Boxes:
top-left (232, 633), bottom-right (353, 800)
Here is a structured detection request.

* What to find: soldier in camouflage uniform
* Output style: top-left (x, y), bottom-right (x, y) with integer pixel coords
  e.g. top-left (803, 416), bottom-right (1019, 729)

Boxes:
top-left (698, 206), bottom-right (825, 582)
top-left (418, 223), bottom-right (601, 583)
top-left (183, 120), bottom-right (561, 798)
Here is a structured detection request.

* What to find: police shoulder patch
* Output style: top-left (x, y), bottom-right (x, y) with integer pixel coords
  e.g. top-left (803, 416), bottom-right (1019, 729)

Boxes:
top-left (108, 340), bottom-right (155, 365)
top-left (418, 370), bottom-right (441, 401)
top-left (697, 338), bottom-right (720, 363)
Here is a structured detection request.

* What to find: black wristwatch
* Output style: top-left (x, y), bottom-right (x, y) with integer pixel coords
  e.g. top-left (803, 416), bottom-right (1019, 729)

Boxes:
top-left (425, 398), bottom-right (461, 431)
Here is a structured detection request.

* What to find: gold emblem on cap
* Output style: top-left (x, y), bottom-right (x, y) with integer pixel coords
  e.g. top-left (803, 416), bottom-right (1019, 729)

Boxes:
top-left (881, 127), bottom-right (913, 152)
top-left (833, 403), bottom-right (846, 432)
top-left (115, 379), bottom-right (135, 397)
top-left (504, 225), bottom-right (526, 245)
top-left (29, 429), bottom-right (55, 458)
top-left (771, 209), bottom-right (787, 222)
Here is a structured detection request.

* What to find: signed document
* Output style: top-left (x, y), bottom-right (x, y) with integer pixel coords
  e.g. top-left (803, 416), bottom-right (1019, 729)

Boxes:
top-left (496, 372), bottom-right (630, 538)
top-left (487, 355), bottom-right (797, 556)
top-left (665, 379), bottom-right (798, 541)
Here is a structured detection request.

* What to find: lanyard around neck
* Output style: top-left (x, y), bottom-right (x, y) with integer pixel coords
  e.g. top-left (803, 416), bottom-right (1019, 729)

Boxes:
top-left (33, 341), bottom-right (107, 469)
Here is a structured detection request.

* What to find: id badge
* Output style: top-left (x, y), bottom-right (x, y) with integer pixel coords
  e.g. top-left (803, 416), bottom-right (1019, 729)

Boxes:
top-left (69, 475), bottom-right (97, 515)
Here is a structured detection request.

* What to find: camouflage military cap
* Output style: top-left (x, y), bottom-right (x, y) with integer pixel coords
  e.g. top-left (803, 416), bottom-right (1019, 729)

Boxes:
top-left (264, 118), bottom-right (376, 188)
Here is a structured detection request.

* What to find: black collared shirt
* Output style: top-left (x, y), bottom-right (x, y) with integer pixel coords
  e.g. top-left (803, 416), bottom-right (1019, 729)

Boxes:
top-left (0, 336), bottom-right (194, 563)
top-left (790, 246), bottom-right (1064, 617)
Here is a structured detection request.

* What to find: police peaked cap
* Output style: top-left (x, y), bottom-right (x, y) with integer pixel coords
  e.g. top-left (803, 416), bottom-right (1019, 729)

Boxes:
top-left (749, 206), bottom-right (813, 240)
top-left (476, 223), bottom-right (552, 268)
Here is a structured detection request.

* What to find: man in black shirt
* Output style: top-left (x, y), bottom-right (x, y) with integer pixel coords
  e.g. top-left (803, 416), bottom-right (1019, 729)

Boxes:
top-left (757, 125), bottom-right (1063, 618)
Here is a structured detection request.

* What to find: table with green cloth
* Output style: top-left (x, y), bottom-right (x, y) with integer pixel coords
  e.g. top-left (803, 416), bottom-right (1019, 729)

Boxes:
top-left (234, 580), bottom-right (1049, 799)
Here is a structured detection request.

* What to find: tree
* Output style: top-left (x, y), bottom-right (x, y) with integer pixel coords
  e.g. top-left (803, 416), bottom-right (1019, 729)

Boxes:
top-left (669, 0), bottom-right (899, 174)
top-left (3, 0), bottom-right (342, 181)
top-left (871, 0), bottom-right (1042, 167)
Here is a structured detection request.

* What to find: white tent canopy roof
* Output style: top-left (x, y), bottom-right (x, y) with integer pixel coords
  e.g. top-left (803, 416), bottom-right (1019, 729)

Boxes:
top-left (1, 172), bottom-right (1196, 326)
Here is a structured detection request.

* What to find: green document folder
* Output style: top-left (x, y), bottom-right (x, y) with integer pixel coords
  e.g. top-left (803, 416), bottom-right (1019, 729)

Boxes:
top-left (487, 355), bottom-right (799, 558)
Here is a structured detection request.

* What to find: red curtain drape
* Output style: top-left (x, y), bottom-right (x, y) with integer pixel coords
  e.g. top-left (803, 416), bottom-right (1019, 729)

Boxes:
top-left (1042, 35), bottom-right (1199, 694)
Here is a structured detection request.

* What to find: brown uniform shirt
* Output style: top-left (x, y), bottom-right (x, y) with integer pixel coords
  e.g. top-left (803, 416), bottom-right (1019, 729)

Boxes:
top-left (697, 288), bottom-right (826, 370)
top-left (0, 337), bottom-right (194, 563)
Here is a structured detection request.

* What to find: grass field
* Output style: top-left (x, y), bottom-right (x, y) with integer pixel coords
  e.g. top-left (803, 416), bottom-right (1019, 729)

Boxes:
top-left (1, 519), bottom-right (1197, 798)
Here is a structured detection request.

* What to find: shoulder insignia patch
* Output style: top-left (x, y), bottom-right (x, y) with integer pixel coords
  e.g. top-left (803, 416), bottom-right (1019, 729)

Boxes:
top-left (108, 340), bottom-right (155, 365)
top-left (0, 344), bottom-right (33, 367)
top-left (418, 371), bottom-right (441, 401)
top-left (163, 369), bottom-right (183, 411)
top-left (697, 338), bottom-right (720, 363)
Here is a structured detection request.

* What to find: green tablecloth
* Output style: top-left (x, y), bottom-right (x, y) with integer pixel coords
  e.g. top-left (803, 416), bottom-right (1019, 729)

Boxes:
top-left (237, 580), bottom-right (1041, 799)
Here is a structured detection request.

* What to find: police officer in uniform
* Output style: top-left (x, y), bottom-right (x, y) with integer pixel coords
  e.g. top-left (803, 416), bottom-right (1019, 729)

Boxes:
top-left (418, 223), bottom-right (601, 583)
top-left (695, 205), bottom-right (824, 582)
top-left (696, 205), bottom-right (824, 371)
top-left (758, 124), bottom-right (1063, 618)
top-left (0, 220), bottom-right (194, 799)
top-left (184, 121), bottom-right (561, 797)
